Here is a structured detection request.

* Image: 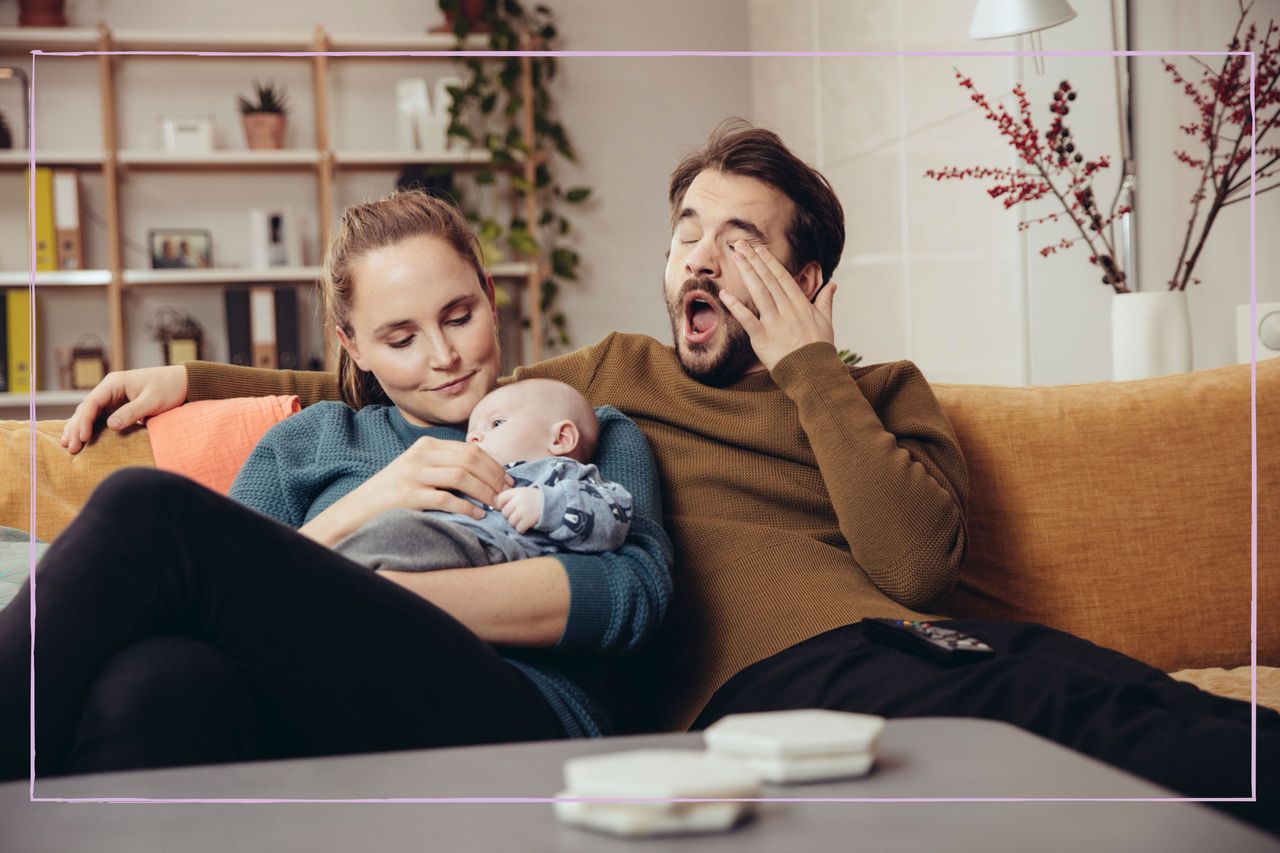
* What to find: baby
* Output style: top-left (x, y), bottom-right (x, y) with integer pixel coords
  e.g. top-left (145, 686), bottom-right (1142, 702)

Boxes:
top-left (335, 378), bottom-right (634, 572)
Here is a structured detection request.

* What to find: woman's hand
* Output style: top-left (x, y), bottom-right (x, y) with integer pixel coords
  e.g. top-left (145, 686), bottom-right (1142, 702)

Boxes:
top-left (300, 437), bottom-right (515, 547)
top-left (720, 240), bottom-right (837, 372)
top-left (60, 365), bottom-right (189, 455)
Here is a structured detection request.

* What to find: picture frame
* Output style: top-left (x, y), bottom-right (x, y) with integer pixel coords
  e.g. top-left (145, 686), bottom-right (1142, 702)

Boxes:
top-left (149, 229), bottom-right (212, 269)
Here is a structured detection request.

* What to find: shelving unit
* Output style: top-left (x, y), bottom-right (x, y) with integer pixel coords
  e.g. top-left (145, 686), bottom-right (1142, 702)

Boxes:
top-left (1, 23), bottom-right (545, 410)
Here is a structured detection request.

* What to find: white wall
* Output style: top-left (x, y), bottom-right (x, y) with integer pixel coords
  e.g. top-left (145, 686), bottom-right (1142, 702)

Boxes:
top-left (0, 0), bottom-right (750, 393)
top-left (748, 0), bottom-right (1279, 386)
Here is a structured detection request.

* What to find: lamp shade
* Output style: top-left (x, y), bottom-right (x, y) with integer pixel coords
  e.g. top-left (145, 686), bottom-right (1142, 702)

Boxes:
top-left (968, 0), bottom-right (1077, 39)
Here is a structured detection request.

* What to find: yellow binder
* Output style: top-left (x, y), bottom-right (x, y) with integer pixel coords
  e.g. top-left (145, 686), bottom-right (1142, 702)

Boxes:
top-left (27, 167), bottom-right (57, 272)
top-left (6, 289), bottom-right (33, 393)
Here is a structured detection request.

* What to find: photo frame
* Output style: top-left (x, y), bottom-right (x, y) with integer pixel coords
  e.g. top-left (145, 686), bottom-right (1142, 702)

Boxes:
top-left (149, 229), bottom-right (212, 269)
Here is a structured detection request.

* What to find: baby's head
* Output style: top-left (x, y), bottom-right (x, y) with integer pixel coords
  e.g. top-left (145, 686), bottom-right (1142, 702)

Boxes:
top-left (465, 379), bottom-right (599, 466)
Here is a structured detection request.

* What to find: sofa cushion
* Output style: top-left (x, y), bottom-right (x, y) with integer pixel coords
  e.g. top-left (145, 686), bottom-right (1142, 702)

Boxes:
top-left (147, 395), bottom-right (299, 495)
top-left (0, 419), bottom-right (155, 543)
top-left (933, 359), bottom-right (1278, 674)
top-left (1169, 666), bottom-right (1280, 713)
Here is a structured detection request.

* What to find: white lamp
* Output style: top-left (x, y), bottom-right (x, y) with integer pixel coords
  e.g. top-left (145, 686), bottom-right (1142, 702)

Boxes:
top-left (968, 0), bottom-right (1077, 39)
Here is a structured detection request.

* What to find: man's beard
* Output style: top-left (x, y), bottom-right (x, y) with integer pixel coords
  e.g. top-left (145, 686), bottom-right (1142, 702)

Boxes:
top-left (665, 277), bottom-right (759, 386)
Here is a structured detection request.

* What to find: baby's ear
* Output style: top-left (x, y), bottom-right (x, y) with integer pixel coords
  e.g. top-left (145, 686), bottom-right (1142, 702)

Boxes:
top-left (548, 419), bottom-right (580, 457)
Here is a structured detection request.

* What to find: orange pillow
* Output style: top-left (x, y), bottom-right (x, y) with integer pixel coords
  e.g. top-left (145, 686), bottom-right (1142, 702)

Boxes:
top-left (146, 395), bottom-right (300, 495)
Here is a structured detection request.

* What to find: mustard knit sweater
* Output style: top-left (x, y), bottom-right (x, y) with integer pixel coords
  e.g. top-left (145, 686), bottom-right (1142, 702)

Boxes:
top-left (187, 333), bottom-right (969, 730)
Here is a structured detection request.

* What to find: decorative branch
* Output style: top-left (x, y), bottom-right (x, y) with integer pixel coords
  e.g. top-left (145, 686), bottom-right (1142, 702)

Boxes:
top-left (924, 2), bottom-right (1277, 295)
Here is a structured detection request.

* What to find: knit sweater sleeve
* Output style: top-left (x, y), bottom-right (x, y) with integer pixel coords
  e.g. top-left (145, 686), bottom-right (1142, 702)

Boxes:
top-left (553, 407), bottom-right (673, 654)
top-left (770, 342), bottom-right (968, 610)
top-left (510, 334), bottom-right (611, 394)
top-left (186, 361), bottom-right (340, 408)
top-left (227, 404), bottom-right (334, 527)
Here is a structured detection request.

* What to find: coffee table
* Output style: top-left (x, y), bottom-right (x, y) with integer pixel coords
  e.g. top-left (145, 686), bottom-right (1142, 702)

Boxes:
top-left (1, 718), bottom-right (1275, 851)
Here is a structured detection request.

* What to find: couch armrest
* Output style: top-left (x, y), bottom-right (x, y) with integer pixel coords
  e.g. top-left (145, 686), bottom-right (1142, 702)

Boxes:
top-left (0, 420), bottom-right (156, 542)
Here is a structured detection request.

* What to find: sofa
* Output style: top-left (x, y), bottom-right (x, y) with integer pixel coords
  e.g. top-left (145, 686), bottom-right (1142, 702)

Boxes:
top-left (2, 358), bottom-right (1277, 712)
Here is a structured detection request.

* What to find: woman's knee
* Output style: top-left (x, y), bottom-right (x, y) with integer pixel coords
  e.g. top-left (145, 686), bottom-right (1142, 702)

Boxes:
top-left (66, 636), bottom-right (261, 774)
top-left (88, 468), bottom-right (203, 515)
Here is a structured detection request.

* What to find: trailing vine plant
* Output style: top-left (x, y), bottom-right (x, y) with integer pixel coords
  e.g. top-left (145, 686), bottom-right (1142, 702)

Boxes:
top-left (438, 0), bottom-right (592, 351)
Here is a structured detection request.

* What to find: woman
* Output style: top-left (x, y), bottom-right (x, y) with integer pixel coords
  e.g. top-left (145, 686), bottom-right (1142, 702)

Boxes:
top-left (0, 191), bottom-right (672, 779)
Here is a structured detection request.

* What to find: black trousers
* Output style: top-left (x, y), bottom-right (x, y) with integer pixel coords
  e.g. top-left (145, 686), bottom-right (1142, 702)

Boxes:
top-left (0, 468), bottom-right (564, 780)
top-left (692, 620), bottom-right (1280, 834)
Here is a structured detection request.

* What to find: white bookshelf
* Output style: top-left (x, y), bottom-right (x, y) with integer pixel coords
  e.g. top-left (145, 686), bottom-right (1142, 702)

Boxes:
top-left (117, 149), bottom-right (322, 169)
top-left (0, 28), bottom-right (490, 54)
top-left (122, 266), bottom-right (324, 286)
top-left (0, 390), bottom-right (86, 408)
top-left (333, 150), bottom-right (494, 168)
top-left (0, 270), bottom-right (113, 287)
top-left (0, 150), bottom-right (107, 169)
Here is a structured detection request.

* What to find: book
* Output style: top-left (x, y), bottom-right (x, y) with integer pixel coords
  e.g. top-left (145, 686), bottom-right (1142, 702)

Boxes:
top-left (6, 289), bottom-right (33, 393)
top-left (0, 292), bottom-right (7, 393)
top-left (224, 288), bottom-right (251, 367)
top-left (53, 169), bottom-right (85, 270)
top-left (29, 168), bottom-right (57, 272)
top-left (250, 285), bottom-right (276, 369)
top-left (274, 286), bottom-right (299, 369)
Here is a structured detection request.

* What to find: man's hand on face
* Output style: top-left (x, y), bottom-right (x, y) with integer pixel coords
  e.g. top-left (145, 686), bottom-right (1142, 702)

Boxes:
top-left (719, 241), bottom-right (837, 372)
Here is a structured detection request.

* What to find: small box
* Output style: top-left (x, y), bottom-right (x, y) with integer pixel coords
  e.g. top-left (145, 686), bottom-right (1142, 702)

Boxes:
top-left (162, 116), bottom-right (215, 153)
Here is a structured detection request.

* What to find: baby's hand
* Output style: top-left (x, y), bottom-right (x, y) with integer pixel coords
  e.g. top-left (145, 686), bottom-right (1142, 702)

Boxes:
top-left (494, 486), bottom-right (544, 534)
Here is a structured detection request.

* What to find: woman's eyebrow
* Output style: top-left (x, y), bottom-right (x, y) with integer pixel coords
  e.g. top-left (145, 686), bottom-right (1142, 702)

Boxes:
top-left (371, 318), bottom-right (415, 337)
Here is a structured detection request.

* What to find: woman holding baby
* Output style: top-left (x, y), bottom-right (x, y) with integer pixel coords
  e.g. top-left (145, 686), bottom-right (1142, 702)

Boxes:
top-left (0, 191), bottom-right (672, 779)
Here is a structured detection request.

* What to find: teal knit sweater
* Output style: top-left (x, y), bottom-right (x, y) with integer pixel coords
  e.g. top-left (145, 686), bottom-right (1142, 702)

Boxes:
top-left (228, 401), bottom-right (673, 737)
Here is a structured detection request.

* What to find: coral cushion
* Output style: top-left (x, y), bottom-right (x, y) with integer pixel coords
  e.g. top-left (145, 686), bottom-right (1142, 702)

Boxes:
top-left (146, 395), bottom-right (300, 495)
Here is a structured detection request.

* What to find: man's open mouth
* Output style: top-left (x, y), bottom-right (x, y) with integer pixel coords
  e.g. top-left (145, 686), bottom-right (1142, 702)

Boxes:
top-left (682, 290), bottom-right (720, 346)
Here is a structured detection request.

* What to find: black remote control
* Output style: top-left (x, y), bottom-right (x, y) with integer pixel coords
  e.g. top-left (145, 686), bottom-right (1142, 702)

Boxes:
top-left (861, 618), bottom-right (996, 665)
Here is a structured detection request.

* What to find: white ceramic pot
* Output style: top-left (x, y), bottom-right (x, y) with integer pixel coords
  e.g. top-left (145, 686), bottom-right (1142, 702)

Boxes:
top-left (1110, 290), bottom-right (1192, 381)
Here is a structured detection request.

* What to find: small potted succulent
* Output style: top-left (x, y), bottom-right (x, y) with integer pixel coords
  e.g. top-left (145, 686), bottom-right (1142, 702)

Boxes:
top-left (237, 80), bottom-right (289, 150)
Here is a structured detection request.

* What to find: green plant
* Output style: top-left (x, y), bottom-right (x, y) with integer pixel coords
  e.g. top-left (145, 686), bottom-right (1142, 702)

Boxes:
top-left (438, 0), bottom-right (591, 351)
top-left (837, 349), bottom-right (863, 367)
top-left (237, 80), bottom-right (290, 115)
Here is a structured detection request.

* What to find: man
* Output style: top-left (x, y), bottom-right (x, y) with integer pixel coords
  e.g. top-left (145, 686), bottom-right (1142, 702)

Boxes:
top-left (63, 120), bottom-right (1276, 831)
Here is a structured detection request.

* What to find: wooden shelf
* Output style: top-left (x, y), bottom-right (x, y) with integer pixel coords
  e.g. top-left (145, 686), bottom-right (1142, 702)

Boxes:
top-left (0, 27), bottom-right (98, 52)
top-left (0, 28), bottom-right (490, 54)
top-left (0, 151), bottom-right (107, 170)
top-left (0, 390), bottom-right (87, 408)
top-left (123, 267), bottom-right (323, 286)
top-left (325, 33), bottom-right (491, 53)
top-left (489, 262), bottom-right (537, 279)
top-left (333, 149), bottom-right (494, 168)
top-left (118, 150), bottom-right (321, 170)
top-left (2, 22), bottom-right (545, 368)
top-left (0, 270), bottom-right (113, 287)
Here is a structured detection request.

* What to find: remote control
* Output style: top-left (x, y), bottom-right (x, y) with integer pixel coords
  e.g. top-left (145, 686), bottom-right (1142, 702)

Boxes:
top-left (861, 618), bottom-right (996, 665)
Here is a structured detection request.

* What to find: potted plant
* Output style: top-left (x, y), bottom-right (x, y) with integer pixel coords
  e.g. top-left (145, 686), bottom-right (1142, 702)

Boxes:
top-left (237, 80), bottom-right (289, 150)
top-left (926, 3), bottom-right (1278, 380)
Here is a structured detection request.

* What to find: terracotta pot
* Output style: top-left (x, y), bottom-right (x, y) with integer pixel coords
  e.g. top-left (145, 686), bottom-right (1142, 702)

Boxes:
top-left (429, 0), bottom-right (490, 33)
top-left (242, 112), bottom-right (286, 150)
top-left (19, 0), bottom-right (68, 26)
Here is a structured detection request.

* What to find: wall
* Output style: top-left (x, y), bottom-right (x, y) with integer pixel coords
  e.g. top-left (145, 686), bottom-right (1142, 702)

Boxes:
top-left (748, 0), bottom-right (1279, 385)
top-left (0, 0), bottom-right (750, 400)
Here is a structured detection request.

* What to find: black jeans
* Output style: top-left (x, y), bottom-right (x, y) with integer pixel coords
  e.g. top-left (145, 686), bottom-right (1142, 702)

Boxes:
top-left (693, 620), bottom-right (1280, 834)
top-left (0, 468), bottom-right (564, 780)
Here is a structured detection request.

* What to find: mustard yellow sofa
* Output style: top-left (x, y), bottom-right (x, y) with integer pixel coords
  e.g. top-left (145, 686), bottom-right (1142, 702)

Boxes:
top-left (2, 359), bottom-right (1277, 711)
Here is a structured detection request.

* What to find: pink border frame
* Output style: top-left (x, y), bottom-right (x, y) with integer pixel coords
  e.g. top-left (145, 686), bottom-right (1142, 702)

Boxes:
top-left (22, 46), bottom-right (1261, 808)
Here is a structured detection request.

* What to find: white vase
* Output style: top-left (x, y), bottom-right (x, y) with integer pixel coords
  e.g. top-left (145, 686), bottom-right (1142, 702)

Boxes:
top-left (1110, 290), bottom-right (1192, 381)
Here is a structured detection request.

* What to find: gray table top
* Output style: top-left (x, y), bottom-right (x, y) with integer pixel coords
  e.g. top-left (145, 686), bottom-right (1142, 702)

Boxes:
top-left (2, 718), bottom-right (1276, 852)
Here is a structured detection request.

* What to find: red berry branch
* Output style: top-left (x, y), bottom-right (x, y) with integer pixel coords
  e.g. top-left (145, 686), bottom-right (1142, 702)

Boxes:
top-left (925, 0), bottom-right (1277, 294)
top-left (1164, 0), bottom-right (1279, 290)
top-left (925, 73), bottom-right (1132, 292)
